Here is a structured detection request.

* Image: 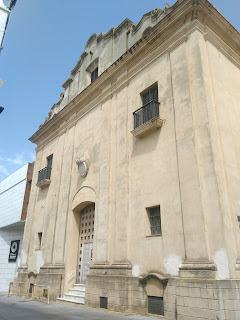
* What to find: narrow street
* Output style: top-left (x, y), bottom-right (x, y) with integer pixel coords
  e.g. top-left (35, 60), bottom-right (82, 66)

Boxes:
top-left (0, 293), bottom-right (163, 320)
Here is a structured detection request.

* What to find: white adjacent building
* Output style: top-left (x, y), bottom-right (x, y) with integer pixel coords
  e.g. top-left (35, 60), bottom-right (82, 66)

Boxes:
top-left (0, 0), bottom-right (10, 50)
top-left (0, 162), bottom-right (33, 291)
top-left (0, 0), bottom-right (18, 51)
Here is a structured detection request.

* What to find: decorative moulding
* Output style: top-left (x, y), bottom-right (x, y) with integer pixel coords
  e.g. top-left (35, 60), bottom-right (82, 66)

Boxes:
top-left (179, 261), bottom-right (217, 271)
top-left (91, 263), bottom-right (132, 270)
top-left (131, 117), bottom-right (164, 138)
top-left (139, 272), bottom-right (168, 286)
top-left (36, 179), bottom-right (51, 188)
top-left (76, 158), bottom-right (88, 177)
top-left (62, 78), bottom-right (73, 89)
top-left (179, 260), bottom-right (217, 279)
top-left (30, 1), bottom-right (240, 147)
top-left (235, 260), bottom-right (240, 271)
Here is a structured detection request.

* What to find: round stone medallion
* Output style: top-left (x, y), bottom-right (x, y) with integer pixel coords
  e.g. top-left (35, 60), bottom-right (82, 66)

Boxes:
top-left (76, 158), bottom-right (88, 177)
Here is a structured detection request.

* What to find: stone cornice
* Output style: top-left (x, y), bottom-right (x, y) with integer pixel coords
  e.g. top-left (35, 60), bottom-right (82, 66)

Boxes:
top-left (139, 272), bottom-right (168, 285)
top-left (62, 78), bottom-right (73, 89)
top-left (70, 51), bottom-right (88, 77)
top-left (194, 0), bottom-right (240, 54)
top-left (30, 0), bottom-right (240, 149)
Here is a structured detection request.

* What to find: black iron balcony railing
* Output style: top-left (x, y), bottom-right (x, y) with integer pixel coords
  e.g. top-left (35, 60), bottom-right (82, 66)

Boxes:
top-left (37, 166), bottom-right (51, 184)
top-left (133, 100), bottom-right (160, 129)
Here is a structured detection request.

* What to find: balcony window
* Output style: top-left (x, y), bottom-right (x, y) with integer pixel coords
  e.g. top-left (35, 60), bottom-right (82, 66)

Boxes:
top-left (37, 154), bottom-right (53, 188)
top-left (134, 85), bottom-right (159, 129)
top-left (131, 84), bottom-right (163, 138)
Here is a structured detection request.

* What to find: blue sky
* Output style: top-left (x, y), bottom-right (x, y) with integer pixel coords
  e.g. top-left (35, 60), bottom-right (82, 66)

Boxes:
top-left (0, 0), bottom-right (239, 180)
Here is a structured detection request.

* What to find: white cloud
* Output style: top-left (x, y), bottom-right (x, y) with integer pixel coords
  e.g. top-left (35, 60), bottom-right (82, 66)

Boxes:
top-left (0, 152), bottom-right (35, 181)
top-left (29, 152), bottom-right (36, 162)
top-left (0, 164), bottom-right (10, 178)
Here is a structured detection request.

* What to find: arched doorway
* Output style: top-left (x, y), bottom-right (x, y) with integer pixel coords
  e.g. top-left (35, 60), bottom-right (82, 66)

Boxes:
top-left (77, 203), bottom-right (95, 284)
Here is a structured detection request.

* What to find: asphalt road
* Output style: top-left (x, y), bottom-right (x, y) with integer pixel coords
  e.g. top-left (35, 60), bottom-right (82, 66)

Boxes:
top-left (0, 293), bottom-right (163, 320)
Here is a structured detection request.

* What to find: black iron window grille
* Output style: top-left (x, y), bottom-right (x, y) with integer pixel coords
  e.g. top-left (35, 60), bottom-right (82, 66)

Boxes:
top-left (149, 206), bottom-right (161, 235)
top-left (91, 67), bottom-right (98, 83)
top-left (133, 85), bottom-right (159, 129)
top-left (37, 154), bottom-right (53, 184)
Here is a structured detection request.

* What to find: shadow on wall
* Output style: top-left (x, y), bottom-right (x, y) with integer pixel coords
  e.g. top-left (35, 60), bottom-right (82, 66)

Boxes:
top-left (131, 128), bottom-right (162, 159)
top-left (37, 185), bottom-right (50, 202)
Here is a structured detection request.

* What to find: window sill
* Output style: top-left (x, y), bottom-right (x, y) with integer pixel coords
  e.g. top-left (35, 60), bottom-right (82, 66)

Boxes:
top-left (36, 179), bottom-right (51, 188)
top-left (131, 117), bottom-right (164, 138)
top-left (146, 234), bottom-right (162, 238)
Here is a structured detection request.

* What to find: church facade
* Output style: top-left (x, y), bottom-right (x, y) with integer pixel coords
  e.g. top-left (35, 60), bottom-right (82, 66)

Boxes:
top-left (17, 0), bottom-right (240, 318)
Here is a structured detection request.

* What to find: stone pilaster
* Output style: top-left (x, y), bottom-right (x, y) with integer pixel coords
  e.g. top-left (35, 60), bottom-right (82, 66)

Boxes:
top-left (170, 34), bottom-right (217, 278)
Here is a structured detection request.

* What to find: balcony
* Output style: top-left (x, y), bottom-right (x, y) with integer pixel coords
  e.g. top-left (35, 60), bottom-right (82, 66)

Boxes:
top-left (131, 100), bottom-right (163, 138)
top-left (36, 166), bottom-right (51, 188)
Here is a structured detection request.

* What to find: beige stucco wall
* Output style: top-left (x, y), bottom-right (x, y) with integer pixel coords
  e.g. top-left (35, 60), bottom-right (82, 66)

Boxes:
top-left (206, 40), bottom-right (240, 276)
top-left (20, 2), bottom-right (240, 300)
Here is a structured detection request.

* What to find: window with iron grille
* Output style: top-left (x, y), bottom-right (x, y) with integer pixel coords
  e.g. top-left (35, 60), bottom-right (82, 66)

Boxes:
top-left (133, 84), bottom-right (159, 129)
top-left (148, 206), bottom-right (161, 235)
top-left (142, 85), bottom-right (158, 105)
top-left (91, 67), bottom-right (98, 83)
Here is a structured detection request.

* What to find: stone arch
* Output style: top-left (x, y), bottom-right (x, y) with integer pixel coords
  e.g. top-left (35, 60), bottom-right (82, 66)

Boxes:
top-left (142, 26), bottom-right (152, 38)
top-left (139, 273), bottom-right (168, 297)
top-left (65, 186), bottom-right (96, 291)
top-left (72, 186), bottom-right (96, 212)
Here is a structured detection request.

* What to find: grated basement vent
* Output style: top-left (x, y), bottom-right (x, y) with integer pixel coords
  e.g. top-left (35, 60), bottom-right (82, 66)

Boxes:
top-left (100, 297), bottom-right (108, 309)
top-left (148, 296), bottom-right (164, 316)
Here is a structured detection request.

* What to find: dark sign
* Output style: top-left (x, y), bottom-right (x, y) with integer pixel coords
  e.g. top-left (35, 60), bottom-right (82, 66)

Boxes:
top-left (8, 240), bottom-right (20, 262)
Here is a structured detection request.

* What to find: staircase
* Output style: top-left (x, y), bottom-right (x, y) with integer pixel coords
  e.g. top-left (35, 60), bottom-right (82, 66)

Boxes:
top-left (57, 284), bottom-right (85, 305)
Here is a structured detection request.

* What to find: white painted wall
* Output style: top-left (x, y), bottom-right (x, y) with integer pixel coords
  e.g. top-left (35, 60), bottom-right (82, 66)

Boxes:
top-left (0, 223), bottom-right (25, 292)
top-left (0, 1), bottom-right (10, 48)
top-left (0, 164), bottom-right (28, 228)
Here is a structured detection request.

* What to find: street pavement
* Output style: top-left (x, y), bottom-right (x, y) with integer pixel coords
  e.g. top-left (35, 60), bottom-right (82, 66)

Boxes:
top-left (0, 292), bottom-right (164, 320)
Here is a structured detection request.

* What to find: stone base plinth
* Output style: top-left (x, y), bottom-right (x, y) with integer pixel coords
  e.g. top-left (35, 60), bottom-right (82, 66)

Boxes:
top-left (165, 278), bottom-right (240, 320)
top-left (16, 265), bottom-right (65, 301)
top-left (86, 267), bottom-right (240, 319)
top-left (85, 273), bottom-right (148, 314)
top-left (179, 261), bottom-right (217, 279)
top-left (16, 266), bottom-right (240, 319)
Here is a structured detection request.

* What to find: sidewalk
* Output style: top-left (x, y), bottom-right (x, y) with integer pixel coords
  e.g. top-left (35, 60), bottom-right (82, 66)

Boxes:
top-left (0, 292), bottom-right (165, 320)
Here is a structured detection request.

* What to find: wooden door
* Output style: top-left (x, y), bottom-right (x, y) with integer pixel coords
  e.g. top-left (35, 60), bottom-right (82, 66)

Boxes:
top-left (77, 203), bottom-right (95, 284)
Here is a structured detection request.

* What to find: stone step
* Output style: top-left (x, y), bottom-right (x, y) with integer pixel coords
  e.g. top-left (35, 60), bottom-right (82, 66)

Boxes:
top-left (58, 283), bottom-right (86, 306)
top-left (72, 286), bottom-right (85, 291)
top-left (73, 283), bottom-right (86, 290)
top-left (63, 293), bottom-right (85, 304)
top-left (68, 288), bottom-right (85, 296)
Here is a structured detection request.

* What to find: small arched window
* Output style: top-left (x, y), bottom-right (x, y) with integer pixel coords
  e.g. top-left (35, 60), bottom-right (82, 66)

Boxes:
top-left (86, 58), bottom-right (99, 83)
top-left (143, 27), bottom-right (152, 38)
